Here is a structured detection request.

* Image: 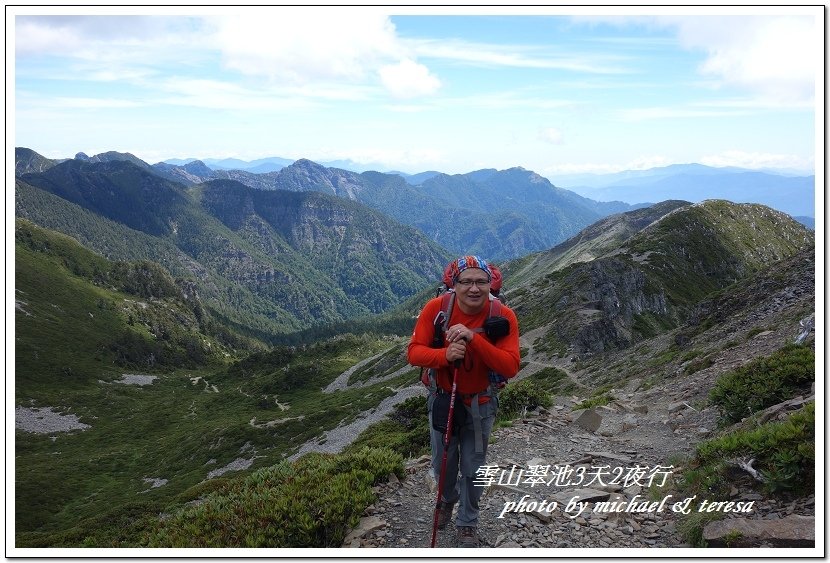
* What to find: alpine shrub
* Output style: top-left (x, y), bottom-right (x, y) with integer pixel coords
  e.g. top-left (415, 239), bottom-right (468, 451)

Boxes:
top-left (574, 393), bottom-right (613, 410)
top-left (497, 379), bottom-right (552, 421)
top-left (709, 344), bottom-right (814, 425)
top-left (145, 447), bottom-right (403, 548)
top-left (695, 402), bottom-right (814, 494)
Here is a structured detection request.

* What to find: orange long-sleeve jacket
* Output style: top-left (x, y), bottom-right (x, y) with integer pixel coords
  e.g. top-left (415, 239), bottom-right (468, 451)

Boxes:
top-left (407, 295), bottom-right (521, 403)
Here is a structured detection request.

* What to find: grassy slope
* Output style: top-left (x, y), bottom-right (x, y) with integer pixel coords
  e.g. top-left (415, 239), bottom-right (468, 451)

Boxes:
top-left (14, 224), bottom-right (419, 542)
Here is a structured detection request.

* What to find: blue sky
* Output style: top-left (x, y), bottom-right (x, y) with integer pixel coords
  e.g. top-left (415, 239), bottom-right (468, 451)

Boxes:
top-left (10, 6), bottom-right (822, 177)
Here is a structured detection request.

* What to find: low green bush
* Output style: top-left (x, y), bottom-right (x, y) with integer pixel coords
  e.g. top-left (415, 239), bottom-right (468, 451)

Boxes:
top-left (709, 344), bottom-right (814, 425)
top-left (684, 355), bottom-right (714, 375)
top-left (695, 402), bottom-right (814, 494)
top-left (144, 446), bottom-right (403, 548)
top-left (497, 379), bottom-right (552, 421)
top-left (672, 402), bottom-right (814, 546)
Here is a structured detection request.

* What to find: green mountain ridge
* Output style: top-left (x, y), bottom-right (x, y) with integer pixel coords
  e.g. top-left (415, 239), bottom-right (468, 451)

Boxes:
top-left (506, 200), bottom-right (813, 355)
top-left (15, 147), bottom-right (59, 174)
top-left (16, 148), bottom-right (638, 260)
top-left (21, 159), bottom-right (191, 237)
top-left (503, 200), bottom-right (691, 287)
top-left (17, 155), bottom-right (452, 339)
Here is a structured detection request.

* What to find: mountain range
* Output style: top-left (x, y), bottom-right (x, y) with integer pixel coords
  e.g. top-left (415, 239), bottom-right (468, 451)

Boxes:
top-left (19, 148), bottom-right (641, 262)
top-left (154, 157), bottom-right (639, 261)
top-left (158, 155), bottom-right (816, 222)
top-left (15, 149), bottom-right (451, 343)
top-left (25, 148), bottom-right (814, 257)
top-left (503, 199), bottom-right (812, 356)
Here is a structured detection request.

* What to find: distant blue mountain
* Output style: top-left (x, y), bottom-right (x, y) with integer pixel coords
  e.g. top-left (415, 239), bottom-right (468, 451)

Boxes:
top-left (548, 164), bottom-right (815, 218)
top-left (164, 156), bottom-right (396, 174)
top-left (397, 170), bottom-right (442, 185)
top-left (202, 157), bottom-right (294, 171)
top-left (795, 216), bottom-right (815, 230)
top-left (316, 159), bottom-right (385, 172)
top-left (159, 158), bottom-right (196, 166)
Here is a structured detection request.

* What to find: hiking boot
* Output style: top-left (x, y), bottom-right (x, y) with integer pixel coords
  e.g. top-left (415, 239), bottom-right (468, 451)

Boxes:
top-left (436, 501), bottom-right (455, 530)
top-left (457, 526), bottom-right (478, 548)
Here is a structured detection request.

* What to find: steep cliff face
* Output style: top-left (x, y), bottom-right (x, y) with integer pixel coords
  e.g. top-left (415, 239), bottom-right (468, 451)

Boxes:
top-left (514, 255), bottom-right (674, 354)
top-left (198, 180), bottom-right (452, 315)
top-left (272, 159), bottom-right (365, 200)
top-left (508, 200), bottom-right (814, 356)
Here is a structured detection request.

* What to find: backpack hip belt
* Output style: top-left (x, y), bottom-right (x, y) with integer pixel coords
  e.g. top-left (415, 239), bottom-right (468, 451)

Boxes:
top-left (431, 380), bottom-right (497, 454)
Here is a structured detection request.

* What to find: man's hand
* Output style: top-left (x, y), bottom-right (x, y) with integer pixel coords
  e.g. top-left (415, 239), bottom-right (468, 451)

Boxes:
top-left (445, 340), bottom-right (466, 363)
top-left (447, 324), bottom-right (474, 343)
top-left (445, 323), bottom-right (472, 364)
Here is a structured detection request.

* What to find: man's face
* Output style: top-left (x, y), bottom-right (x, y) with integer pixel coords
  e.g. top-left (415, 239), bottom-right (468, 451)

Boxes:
top-left (454, 268), bottom-right (491, 313)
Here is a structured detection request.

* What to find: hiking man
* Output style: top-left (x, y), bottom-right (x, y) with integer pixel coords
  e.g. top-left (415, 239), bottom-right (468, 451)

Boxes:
top-left (408, 255), bottom-right (521, 547)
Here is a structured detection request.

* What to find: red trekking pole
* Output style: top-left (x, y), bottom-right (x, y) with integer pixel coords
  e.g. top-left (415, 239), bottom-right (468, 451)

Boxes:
top-left (430, 359), bottom-right (461, 548)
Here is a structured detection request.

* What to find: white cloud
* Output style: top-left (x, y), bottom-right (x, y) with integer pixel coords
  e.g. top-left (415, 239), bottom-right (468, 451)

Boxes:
top-left (15, 18), bottom-right (85, 56)
top-left (538, 127), bottom-right (564, 144)
top-left (208, 11), bottom-right (445, 99)
top-left (574, 14), bottom-right (820, 105)
top-left (153, 77), bottom-right (326, 111)
top-left (619, 93), bottom-right (815, 122)
top-left (380, 90), bottom-right (574, 113)
top-left (411, 38), bottom-right (628, 74)
top-left (665, 16), bottom-right (819, 104)
top-left (212, 11), bottom-right (400, 82)
top-left (378, 59), bottom-right (441, 99)
top-left (15, 16), bottom-right (207, 61)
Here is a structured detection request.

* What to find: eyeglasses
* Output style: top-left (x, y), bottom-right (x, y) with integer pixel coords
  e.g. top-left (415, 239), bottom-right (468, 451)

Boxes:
top-left (456, 279), bottom-right (490, 288)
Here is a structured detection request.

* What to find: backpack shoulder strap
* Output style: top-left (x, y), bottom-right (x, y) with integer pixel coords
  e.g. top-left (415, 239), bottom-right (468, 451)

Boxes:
top-left (488, 294), bottom-right (502, 318)
top-left (422, 291), bottom-right (456, 390)
top-left (440, 291), bottom-right (455, 332)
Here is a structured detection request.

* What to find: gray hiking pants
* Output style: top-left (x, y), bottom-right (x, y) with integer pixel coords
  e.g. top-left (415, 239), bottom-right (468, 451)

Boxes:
top-left (428, 392), bottom-right (498, 528)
